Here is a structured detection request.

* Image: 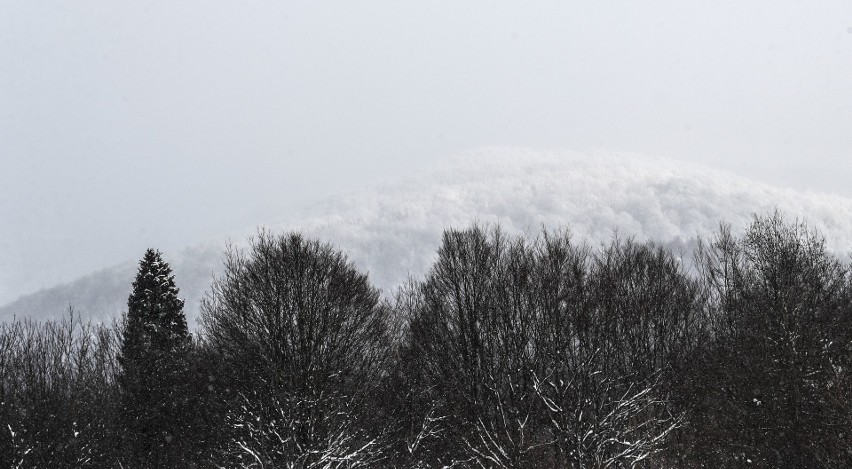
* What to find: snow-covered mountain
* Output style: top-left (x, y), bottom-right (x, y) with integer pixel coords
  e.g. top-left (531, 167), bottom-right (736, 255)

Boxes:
top-left (4, 148), bottom-right (852, 327)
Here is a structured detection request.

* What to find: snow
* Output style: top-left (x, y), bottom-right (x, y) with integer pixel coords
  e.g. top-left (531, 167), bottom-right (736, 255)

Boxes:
top-left (6, 148), bottom-right (852, 325)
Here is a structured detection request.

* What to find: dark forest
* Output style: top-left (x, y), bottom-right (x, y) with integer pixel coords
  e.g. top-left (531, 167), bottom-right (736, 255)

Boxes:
top-left (2, 212), bottom-right (850, 468)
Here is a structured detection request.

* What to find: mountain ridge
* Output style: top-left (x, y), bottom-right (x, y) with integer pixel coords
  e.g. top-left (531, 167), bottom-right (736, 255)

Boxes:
top-left (4, 148), bottom-right (852, 326)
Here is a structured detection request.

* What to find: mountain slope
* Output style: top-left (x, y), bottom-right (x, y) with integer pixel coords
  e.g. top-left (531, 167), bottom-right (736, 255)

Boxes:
top-left (4, 148), bottom-right (852, 326)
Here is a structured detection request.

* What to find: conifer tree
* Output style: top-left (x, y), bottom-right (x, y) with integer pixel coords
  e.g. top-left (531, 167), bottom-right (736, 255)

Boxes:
top-left (118, 249), bottom-right (190, 468)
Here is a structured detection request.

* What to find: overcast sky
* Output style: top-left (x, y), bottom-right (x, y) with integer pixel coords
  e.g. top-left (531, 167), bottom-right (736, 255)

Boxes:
top-left (2, 1), bottom-right (852, 304)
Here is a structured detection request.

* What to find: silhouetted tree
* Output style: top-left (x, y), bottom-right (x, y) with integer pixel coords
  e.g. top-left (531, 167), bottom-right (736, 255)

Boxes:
top-left (117, 249), bottom-right (191, 468)
top-left (201, 231), bottom-right (391, 467)
top-left (693, 213), bottom-right (852, 467)
top-left (2, 213), bottom-right (851, 467)
top-left (546, 238), bottom-right (696, 467)
top-left (0, 311), bottom-right (120, 468)
top-left (405, 227), bottom-right (691, 467)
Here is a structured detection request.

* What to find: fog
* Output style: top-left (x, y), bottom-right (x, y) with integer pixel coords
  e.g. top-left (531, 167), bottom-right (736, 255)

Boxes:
top-left (7, 148), bottom-right (852, 324)
top-left (2, 1), bottom-right (852, 305)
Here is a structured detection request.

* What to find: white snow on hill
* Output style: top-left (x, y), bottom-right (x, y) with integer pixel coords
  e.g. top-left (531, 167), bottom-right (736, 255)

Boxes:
top-left (4, 148), bottom-right (852, 326)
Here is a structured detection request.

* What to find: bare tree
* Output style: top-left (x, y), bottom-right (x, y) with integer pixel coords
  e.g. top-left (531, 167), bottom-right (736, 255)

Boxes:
top-left (693, 212), bottom-right (852, 467)
top-left (219, 390), bottom-right (387, 469)
top-left (201, 231), bottom-right (391, 467)
top-left (0, 310), bottom-right (121, 468)
top-left (532, 354), bottom-right (681, 468)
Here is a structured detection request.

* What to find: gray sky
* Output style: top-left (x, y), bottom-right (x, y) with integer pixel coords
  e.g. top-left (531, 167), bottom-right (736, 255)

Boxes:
top-left (2, 0), bottom-right (852, 305)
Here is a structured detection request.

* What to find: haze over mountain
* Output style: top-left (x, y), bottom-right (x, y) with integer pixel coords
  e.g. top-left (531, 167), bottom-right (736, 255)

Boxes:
top-left (4, 148), bottom-right (852, 326)
top-left (5, 1), bottom-right (852, 314)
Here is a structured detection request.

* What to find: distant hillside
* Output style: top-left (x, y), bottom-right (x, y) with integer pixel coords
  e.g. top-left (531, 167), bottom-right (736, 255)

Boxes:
top-left (4, 148), bottom-right (852, 327)
top-left (0, 245), bottom-right (223, 326)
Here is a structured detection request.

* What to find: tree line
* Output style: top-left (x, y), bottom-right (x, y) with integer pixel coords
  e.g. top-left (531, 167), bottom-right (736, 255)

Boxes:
top-left (1, 211), bottom-right (850, 468)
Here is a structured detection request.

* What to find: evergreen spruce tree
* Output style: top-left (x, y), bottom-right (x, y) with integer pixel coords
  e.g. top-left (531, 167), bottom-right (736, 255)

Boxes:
top-left (118, 249), bottom-right (190, 468)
